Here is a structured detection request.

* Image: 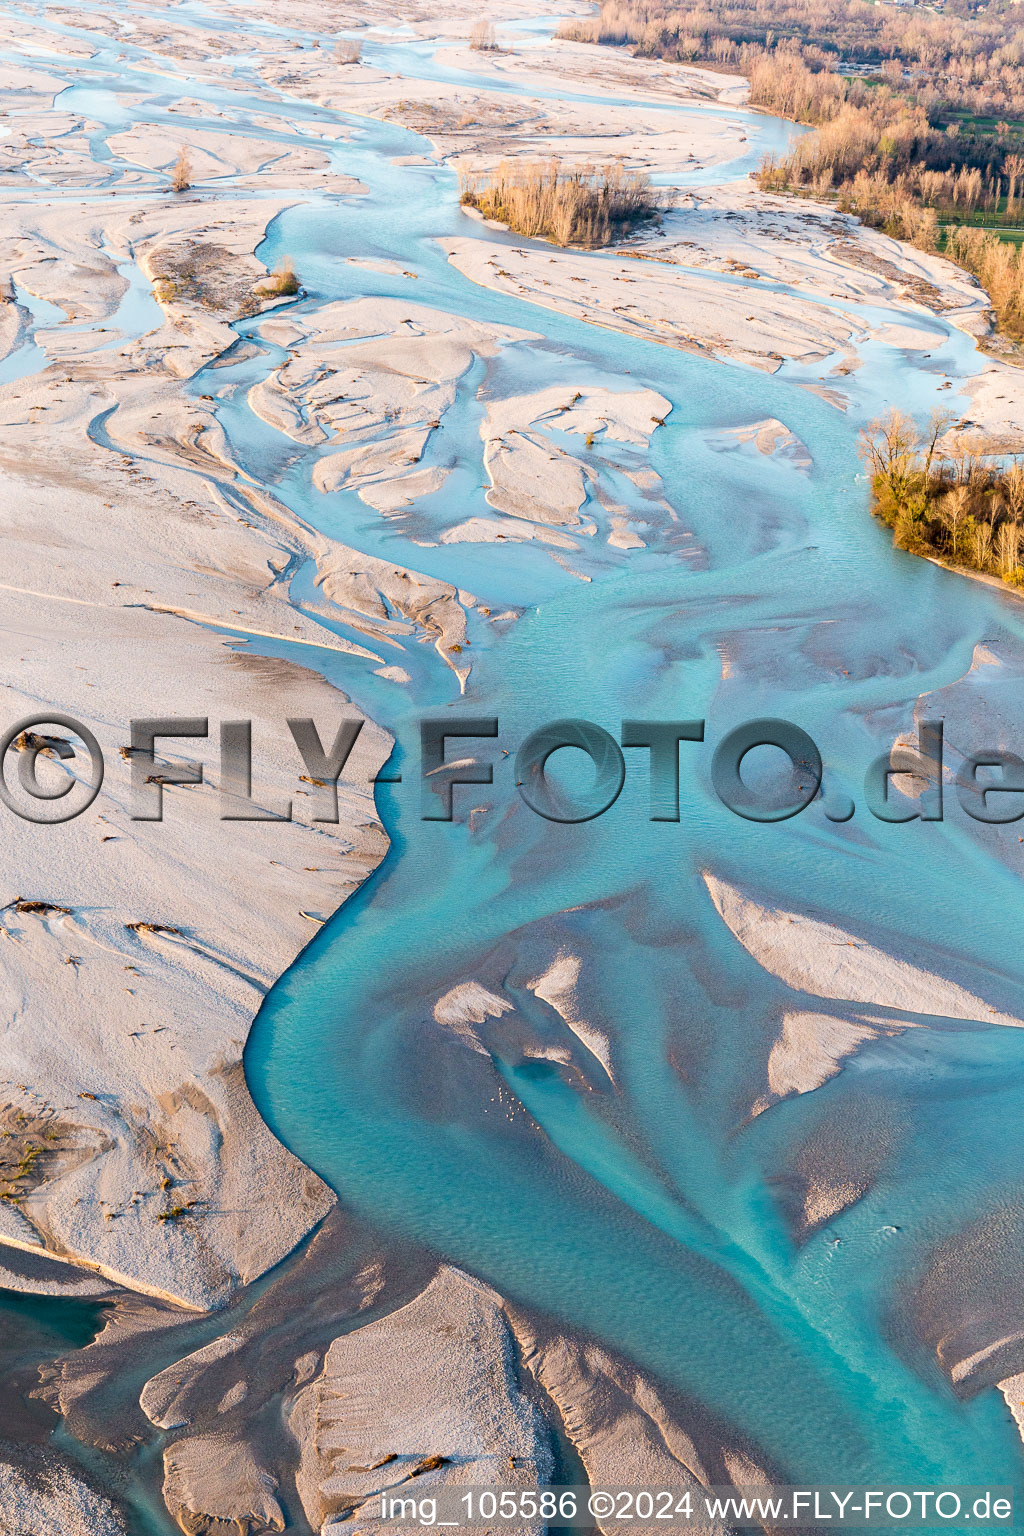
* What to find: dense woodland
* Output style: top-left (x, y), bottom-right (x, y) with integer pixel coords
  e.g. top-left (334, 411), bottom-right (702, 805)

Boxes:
top-left (558, 0), bottom-right (1024, 337)
top-left (557, 0), bottom-right (1024, 118)
top-left (862, 409), bottom-right (1024, 585)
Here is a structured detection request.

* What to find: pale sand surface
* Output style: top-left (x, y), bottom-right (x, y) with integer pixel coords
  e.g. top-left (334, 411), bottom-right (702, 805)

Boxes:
top-left (704, 870), bottom-right (1024, 1029)
top-left (105, 123), bottom-right (342, 192)
top-left (290, 1268), bottom-right (554, 1531)
top-left (0, 1446), bottom-right (128, 1536)
top-left (442, 233), bottom-right (860, 373)
top-left (247, 298), bottom-right (675, 549)
top-left (0, 6), bottom-right (490, 1313)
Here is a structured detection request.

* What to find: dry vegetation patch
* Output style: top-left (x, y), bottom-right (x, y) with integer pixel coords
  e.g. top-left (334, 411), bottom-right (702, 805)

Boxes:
top-left (0, 1098), bottom-right (93, 1211)
top-left (152, 241), bottom-right (299, 316)
top-left (470, 20), bottom-right (500, 52)
top-left (169, 145), bottom-right (191, 194)
top-left (256, 257), bottom-right (300, 297)
top-left (460, 159), bottom-right (659, 247)
top-left (152, 241), bottom-right (240, 312)
top-left (557, 0), bottom-right (1024, 120)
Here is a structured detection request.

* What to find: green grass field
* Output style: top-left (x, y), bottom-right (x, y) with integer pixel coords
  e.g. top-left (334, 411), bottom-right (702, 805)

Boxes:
top-left (938, 217), bottom-right (1024, 247)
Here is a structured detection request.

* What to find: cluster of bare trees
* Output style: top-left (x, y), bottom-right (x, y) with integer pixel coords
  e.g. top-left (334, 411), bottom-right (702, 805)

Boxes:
top-left (824, 170), bottom-right (940, 248)
top-left (459, 160), bottom-right (657, 246)
top-left (861, 409), bottom-right (1024, 582)
top-left (752, 66), bottom-right (1024, 217)
top-left (946, 224), bottom-right (1024, 338)
top-left (745, 52), bottom-right (849, 123)
top-left (560, 0), bottom-right (1024, 339)
top-left (755, 86), bottom-right (1024, 337)
top-left (470, 21), bottom-right (499, 51)
top-left (556, 0), bottom-right (1024, 120)
top-left (559, 1), bottom-right (1024, 206)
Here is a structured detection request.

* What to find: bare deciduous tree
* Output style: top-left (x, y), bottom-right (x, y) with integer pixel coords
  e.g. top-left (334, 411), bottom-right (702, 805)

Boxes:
top-left (939, 484), bottom-right (971, 561)
top-left (923, 408), bottom-right (956, 477)
top-left (170, 147), bottom-right (192, 193)
top-left (997, 517), bottom-right (1023, 578)
top-left (859, 409), bottom-right (920, 508)
top-left (971, 516), bottom-right (993, 570)
top-left (1006, 457), bottom-right (1024, 520)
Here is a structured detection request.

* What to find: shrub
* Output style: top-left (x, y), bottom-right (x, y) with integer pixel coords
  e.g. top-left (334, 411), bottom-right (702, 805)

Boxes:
top-left (261, 258), bottom-right (300, 297)
top-left (335, 39), bottom-right (361, 64)
top-left (170, 147), bottom-right (192, 193)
